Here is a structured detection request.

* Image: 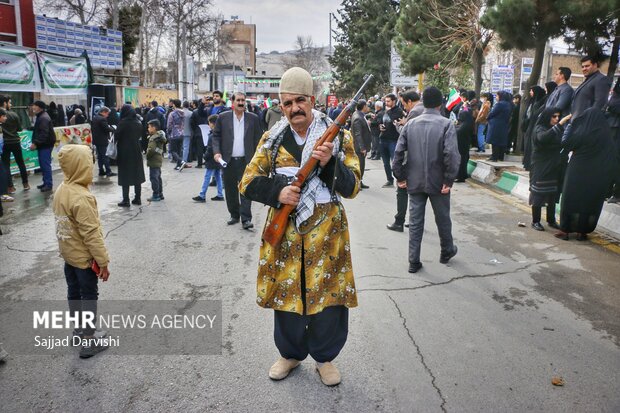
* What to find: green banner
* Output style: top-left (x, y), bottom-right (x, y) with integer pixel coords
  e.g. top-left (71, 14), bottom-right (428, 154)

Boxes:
top-left (0, 46), bottom-right (42, 92)
top-left (9, 131), bottom-right (40, 174)
top-left (124, 87), bottom-right (139, 107)
top-left (38, 52), bottom-right (88, 95)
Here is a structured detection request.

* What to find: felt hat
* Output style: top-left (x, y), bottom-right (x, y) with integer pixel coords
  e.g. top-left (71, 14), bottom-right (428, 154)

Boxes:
top-left (279, 67), bottom-right (313, 97)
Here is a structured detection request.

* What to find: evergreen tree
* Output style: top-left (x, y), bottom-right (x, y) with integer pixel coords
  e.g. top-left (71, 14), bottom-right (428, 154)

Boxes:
top-left (396, 0), bottom-right (493, 95)
top-left (482, 0), bottom-right (565, 152)
top-left (329, 0), bottom-right (399, 97)
top-left (105, 4), bottom-right (141, 66)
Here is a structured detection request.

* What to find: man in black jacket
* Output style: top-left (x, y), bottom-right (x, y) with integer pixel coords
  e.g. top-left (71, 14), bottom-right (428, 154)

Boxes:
top-left (455, 91), bottom-right (475, 182)
top-left (213, 92), bottom-right (263, 229)
top-left (350, 100), bottom-right (372, 189)
top-left (379, 94), bottom-right (404, 187)
top-left (571, 54), bottom-right (612, 118)
top-left (92, 107), bottom-right (116, 178)
top-left (29, 101), bottom-right (55, 192)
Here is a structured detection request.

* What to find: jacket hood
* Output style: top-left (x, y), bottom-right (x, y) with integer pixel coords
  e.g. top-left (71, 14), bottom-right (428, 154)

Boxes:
top-left (58, 144), bottom-right (93, 186)
top-left (270, 106), bottom-right (282, 114)
top-left (150, 130), bottom-right (166, 143)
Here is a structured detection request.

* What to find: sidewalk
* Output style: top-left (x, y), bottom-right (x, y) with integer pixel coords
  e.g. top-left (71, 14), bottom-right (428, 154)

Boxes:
top-left (467, 150), bottom-right (620, 240)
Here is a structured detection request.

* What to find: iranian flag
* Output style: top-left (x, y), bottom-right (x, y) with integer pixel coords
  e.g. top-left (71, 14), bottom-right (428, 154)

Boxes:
top-left (446, 88), bottom-right (462, 111)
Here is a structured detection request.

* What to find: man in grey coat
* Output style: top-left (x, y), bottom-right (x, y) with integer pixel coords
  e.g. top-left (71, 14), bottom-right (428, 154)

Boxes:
top-left (571, 55), bottom-right (612, 118)
top-left (545, 67), bottom-right (574, 118)
top-left (392, 87), bottom-right (460, 273)
top-left (388, 90), bottom-right (424, 232)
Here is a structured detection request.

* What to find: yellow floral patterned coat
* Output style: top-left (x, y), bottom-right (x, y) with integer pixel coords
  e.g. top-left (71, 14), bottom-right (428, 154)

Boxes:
top-left (239, 126), bottom-right (361, 315)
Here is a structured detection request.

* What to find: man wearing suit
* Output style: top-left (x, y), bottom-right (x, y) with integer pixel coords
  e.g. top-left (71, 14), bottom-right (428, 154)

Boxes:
top-left (571, 55), bottom-right (612, 118)
top-left (350, 100), bottom-right (372, 189)
top-left (546, 67), bottom-right (574, 118)
top-left (213, 92), bottom-right (262, 230)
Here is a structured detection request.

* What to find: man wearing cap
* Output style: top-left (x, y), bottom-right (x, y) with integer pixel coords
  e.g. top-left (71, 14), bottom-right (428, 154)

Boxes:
top-left (239, 67), bottom-right (361, 386)
top-left (30, 101), bottom-right (56, 192)
top-left (392, 86), bottom-right (460, 273)
top-left (265, 99), bottom-right (283, 130)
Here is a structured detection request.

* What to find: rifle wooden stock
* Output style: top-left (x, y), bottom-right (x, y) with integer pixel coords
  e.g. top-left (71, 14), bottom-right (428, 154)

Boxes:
top-left (261, 114), bottom-right (349, 247)
top-left (261, 74), bottom-right (374, 247)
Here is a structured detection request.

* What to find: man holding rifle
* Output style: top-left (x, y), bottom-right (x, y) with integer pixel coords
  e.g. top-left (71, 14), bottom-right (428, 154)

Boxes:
top-left (239, 67), bottom-right (361, 386)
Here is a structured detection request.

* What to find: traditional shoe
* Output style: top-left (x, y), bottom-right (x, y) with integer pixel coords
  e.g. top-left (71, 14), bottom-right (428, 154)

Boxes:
top-left (409, 262), bottom-right (423, 273)
top-left (386, 223), bottom-right (404, 232)
top-left (531, 222), bottom-right (545, 231)
top-left (268, 357), bottom-right (300, 380)
top-left (554, 231), bottom-right (569, 240)
top-left (316, 362), bottom-right (341, 386)
top-left (440, 245), bottom-right (458, 264)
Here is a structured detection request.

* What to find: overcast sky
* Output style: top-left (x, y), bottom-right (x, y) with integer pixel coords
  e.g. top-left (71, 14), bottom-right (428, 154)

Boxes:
top-left (212, 0), bottom-right (340, 53)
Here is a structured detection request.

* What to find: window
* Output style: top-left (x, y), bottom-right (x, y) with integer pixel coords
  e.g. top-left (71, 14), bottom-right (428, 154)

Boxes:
top-left (0, 0), bottom-right (14, 4)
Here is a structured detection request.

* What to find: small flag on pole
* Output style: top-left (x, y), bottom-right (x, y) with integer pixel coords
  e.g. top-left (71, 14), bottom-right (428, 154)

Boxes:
top-left (446, 88), bottom-right (462, 111)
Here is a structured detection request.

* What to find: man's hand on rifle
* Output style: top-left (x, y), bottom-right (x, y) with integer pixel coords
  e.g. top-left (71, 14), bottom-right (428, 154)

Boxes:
top-left (278, 185), bottom-right (301, 206)
top-left (312, 141), bottom-right (334, 167)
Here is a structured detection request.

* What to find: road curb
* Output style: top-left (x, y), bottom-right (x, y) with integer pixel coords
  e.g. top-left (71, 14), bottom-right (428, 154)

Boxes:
top-left (467, 159), bottom-right (620, 240)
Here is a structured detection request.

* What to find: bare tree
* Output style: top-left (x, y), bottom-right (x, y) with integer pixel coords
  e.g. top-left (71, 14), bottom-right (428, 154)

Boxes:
top-left (423, 0), bottom-right (494, 95)
top-left (35, 0), bottom-right (100, 25)
top-left (281, 36), bottom-right (329, 95)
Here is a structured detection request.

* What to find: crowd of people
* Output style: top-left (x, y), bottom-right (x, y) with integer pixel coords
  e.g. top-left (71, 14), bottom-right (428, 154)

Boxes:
top-left (1, 57), bottom-right (619, 386)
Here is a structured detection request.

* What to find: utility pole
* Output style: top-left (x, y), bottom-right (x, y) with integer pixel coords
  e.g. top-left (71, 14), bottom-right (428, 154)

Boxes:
top-left (329, 13), bottom-right (332, 54)
top-left (180, 23), bottom-right (188, 100)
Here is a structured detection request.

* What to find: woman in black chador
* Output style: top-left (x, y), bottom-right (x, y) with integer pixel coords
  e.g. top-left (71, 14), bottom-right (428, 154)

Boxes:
top-left (529, 107), bottom-right (569, 231)
top-left (556, 108), bottom-right (620, 240)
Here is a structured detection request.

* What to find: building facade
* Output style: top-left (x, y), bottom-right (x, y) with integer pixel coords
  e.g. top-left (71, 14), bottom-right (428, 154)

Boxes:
top-left (218, 19), bottom-right (256, 75)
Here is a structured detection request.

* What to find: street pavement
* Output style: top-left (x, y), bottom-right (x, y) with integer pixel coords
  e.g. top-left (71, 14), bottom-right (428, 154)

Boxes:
top-left (0, 157), bottom-right (619, 413)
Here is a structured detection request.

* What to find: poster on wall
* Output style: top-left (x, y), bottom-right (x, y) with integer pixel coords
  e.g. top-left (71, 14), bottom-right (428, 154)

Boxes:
top-left (123, 87), bottom-right (139, 107)
top-left (38, 52), bottom-right (88, 95)
top-left (91, 96), bottom-right (106, 119)
top-left (51, 124), bottom-right (93, 169)
top-left (9, 131), bottom-right (40, 174)
top-left (0, 47), bottom-right (42, 92)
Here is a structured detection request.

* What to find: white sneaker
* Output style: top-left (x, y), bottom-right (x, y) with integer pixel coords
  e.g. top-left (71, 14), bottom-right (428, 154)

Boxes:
top-left (1, 195), bottom-right (14, 202)
top-left (179, 161), bottom-right (186, 171)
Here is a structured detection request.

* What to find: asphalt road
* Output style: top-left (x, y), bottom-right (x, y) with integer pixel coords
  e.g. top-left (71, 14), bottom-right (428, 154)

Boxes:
top-left (0, 157), bottom-right (619, 413)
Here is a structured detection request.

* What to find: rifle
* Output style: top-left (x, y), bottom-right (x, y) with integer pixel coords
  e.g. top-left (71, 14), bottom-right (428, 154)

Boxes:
top-left (262, 74), bottom-right (374, 247)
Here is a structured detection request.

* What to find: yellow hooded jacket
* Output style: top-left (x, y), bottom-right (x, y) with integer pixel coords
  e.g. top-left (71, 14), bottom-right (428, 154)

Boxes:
top-left (52, 145), bottom-right (109, 269)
